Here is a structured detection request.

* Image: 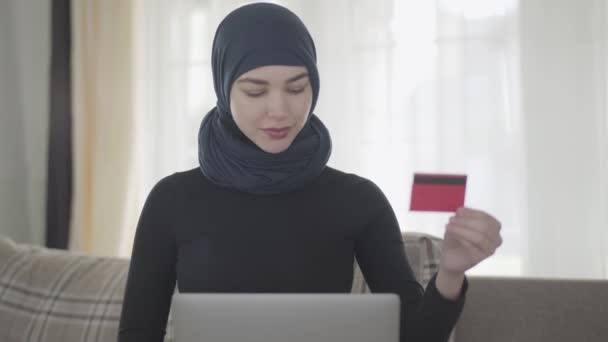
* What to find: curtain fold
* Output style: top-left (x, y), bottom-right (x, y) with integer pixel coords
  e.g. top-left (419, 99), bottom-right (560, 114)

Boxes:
top-left (70, 0), bottom-right (138, 256)
top-left (46, 0), bottom-right (72, 249)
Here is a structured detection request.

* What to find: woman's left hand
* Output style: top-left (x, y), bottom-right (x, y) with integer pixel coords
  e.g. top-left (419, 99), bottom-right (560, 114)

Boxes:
top-left (439, 207), bottom-right (503, 275)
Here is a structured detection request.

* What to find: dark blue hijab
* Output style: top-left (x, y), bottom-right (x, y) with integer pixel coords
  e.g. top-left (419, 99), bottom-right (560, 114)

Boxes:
top-left (198, 2), bottom-right (332, 195)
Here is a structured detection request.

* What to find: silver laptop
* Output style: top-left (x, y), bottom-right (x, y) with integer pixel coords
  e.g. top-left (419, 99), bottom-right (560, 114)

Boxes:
top-left (172, 293), bottom-right (400, 342)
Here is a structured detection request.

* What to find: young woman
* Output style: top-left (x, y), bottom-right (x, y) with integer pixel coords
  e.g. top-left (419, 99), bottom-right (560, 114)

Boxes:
top-left (118, 3), bottom-right (502, 342)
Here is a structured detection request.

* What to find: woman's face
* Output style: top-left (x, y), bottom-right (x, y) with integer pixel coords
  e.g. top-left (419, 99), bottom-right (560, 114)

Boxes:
top-left (230, 65), bottom-right (312, 154)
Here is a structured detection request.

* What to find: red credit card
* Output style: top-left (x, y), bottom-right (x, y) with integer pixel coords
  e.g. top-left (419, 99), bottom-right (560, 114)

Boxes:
top-left (409, 173), bottom-right (467, 212)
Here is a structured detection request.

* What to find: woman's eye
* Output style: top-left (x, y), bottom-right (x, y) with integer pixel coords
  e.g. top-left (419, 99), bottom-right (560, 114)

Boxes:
top-left (244, 90), bottom-right (265, 97)
top-left (287, 87), bottom-right (306, 94)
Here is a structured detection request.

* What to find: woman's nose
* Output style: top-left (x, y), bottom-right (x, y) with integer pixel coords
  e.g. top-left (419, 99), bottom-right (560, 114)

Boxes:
top-left (266, 91), bottom-right (289, 119)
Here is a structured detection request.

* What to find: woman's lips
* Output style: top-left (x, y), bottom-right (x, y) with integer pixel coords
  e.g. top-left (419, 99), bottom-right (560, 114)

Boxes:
top-left (263, 127), bottom-right (290, 140)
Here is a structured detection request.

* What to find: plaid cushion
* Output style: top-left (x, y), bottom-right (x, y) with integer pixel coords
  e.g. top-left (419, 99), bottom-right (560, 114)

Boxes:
top-left (351, 232), bottom-right (456, 342)
top-left (1, 233), bottom-right (441, 342)
top-left (0, 237), bottom-right (132, 342)
top-left (351, 232), bottom-right (443, 293)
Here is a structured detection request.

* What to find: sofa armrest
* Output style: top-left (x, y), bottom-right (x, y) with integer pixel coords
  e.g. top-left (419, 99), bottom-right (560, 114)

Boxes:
top-left (454, 276), bottom-right (608, 342)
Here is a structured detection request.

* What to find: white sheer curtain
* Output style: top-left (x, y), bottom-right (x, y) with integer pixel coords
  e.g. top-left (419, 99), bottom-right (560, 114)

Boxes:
top-left (130, 0), bottom-right (608, 279)
top-left (0, 0), bottom-right (49, 246)
top-left (519, 0), bottom-right (608, 279)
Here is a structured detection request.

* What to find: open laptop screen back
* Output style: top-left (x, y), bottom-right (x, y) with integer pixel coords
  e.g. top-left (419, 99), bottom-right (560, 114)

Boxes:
top-left (172, 293), bottom-right (400, 342)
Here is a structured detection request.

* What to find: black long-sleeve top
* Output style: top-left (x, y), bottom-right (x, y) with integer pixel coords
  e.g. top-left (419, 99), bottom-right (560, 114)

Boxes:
top-left (118, 166), bottom-right (467, 342)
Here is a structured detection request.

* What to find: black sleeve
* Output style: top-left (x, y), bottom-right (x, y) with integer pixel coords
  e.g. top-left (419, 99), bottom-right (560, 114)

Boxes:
top-left (354, 181), bottom-right (467, 342)
top-left (118, 177), bottom-right (178, 342)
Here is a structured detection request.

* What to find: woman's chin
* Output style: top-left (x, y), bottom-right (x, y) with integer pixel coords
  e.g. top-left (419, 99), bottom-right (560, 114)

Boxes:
top-left (256, 138), bottom-right (293, 154)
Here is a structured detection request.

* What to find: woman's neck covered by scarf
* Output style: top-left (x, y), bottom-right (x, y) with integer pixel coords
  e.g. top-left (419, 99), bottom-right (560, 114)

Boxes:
top-left (198, 3), bottom-right (332, 195)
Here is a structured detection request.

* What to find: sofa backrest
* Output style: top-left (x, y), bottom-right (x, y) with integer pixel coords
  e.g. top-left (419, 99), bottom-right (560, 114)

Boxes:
top-left (454, 276), bottom-right (608, 342)
top-left (1, 232), bottom-right (442, 342)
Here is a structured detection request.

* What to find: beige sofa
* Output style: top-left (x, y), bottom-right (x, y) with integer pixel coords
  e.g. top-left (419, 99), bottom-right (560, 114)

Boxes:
top-left (1, 233), bottom-right (607, 342)
top-left (455, 275), bottom-right (608, 341)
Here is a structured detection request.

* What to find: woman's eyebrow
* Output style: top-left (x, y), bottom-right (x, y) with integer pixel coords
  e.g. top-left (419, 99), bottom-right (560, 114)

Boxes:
top-left (236, 72), bottom-right (309, 85)
top-left (286, 72), bottom-right (309, 83)
top-left (237, 78), bottom-right (268, 85)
